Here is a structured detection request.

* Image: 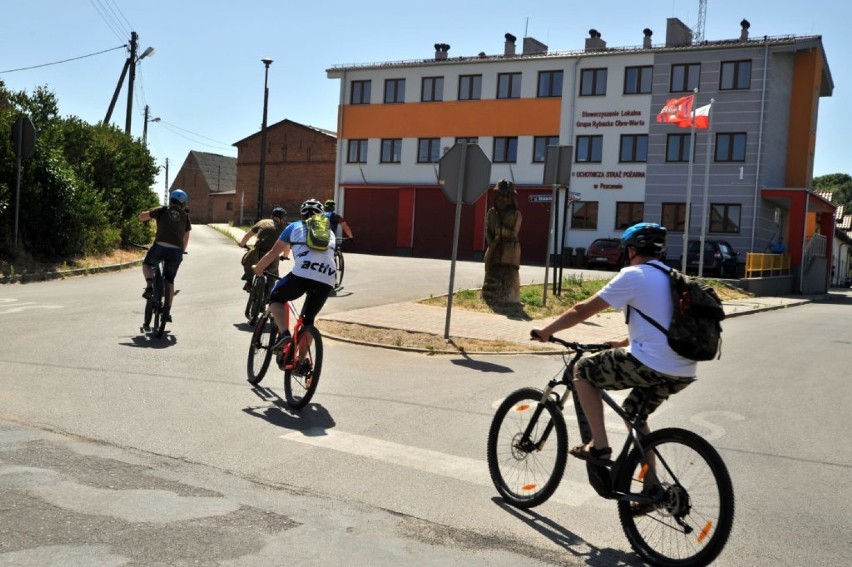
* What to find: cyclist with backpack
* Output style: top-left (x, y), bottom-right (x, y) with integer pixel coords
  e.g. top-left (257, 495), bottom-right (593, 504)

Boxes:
top-left (323, 199), bottom-right (354, 241)
top-left (531, 223), bottom-right (697, 476)
top-left (252, 199), bottom-right (336, 350)
top-left (239, 206), bottom-right (286, 291)
top-left (138, 189), bottom-right (192, 320)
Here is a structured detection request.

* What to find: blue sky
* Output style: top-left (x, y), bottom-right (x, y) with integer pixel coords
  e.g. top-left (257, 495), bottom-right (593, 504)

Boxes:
top-left (2, 1), bottom-right (848, 195)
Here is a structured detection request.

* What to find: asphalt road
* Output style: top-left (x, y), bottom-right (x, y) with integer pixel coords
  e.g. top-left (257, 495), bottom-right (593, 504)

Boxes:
top-left (1, 225), bottom-right (850, 566)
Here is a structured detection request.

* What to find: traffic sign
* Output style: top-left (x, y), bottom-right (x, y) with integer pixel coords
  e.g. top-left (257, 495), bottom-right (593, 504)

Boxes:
top-left (438, 143), bottom-right (492, 205)
top-left (11, 114), bottom-right (36, 161)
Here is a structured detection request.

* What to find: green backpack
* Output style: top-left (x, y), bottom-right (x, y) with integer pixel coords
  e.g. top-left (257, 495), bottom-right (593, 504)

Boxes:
top-left (302, 214), bottom-right (331, 251)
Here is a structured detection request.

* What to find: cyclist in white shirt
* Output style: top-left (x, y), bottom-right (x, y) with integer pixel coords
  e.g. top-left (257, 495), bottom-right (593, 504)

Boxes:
top-left (253, 199), bottom-right (336, 348)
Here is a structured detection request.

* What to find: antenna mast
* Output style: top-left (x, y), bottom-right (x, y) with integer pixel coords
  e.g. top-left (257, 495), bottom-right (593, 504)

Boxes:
top-left (693, 0), bottom-right (707, 42)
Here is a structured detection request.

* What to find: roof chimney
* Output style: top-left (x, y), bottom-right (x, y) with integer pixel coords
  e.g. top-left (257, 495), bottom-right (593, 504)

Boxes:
top-left (665, 17), bottom-right (693, 47)
top-left (434, 42), bottom-right (450, 60)
top-left (643, 28), bottom-right (653, 49)
top-left (504, 33), bottom-right (517, 56)
top-left (740, 19), bottom-right (751, 41)
top-left (523, 36), bottom-right (548, 55)
top-left (584, 29), bottom-right (607, 51)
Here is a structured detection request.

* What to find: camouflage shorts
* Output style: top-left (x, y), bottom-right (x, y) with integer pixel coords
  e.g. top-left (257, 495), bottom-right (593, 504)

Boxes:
top-left (574, 348), bottom-right (694, 423)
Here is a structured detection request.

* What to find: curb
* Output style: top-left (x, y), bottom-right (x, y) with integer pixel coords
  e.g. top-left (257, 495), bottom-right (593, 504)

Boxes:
top-left (320, 330), bottom-right (564, 356)
top-left (1, 259), bottom-right (144, 284)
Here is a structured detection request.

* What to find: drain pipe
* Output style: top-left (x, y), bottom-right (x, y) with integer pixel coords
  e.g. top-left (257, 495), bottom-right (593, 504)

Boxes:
top-left (334, 69), bottom-right (347, 207)
top-left (749, 42), bottom-right (769, 252)
top-left (800, 193), bottom-right (808, 293)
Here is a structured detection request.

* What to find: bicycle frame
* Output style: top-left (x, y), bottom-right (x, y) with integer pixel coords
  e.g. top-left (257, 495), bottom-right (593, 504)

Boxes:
top-left (532, 342), bottom-right (677, 505)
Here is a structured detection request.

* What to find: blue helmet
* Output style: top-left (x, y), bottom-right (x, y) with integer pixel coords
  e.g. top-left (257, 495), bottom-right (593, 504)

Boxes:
top-left (170, 189), bottom-right (188, 205)
top-left (621, 222), bottom-right (667, 253)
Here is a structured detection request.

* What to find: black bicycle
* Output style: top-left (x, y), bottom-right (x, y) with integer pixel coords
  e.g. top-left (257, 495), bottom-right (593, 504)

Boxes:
top-left (332, 237), bottom-right (348, 290)
top-left (487, 336), bottom-right (735, 566)
top-left (136, 245), bottom-right (180, 338)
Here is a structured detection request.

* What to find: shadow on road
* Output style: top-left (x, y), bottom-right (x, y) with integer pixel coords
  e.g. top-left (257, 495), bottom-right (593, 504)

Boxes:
top-left (243, 386), bottom-right (336, 432)
top-left (450, 355), bottom-right (514, 373)
top-left (120, 332), bottom-right (178, 349)
top-left (491, 497), bottom-right (643, 566)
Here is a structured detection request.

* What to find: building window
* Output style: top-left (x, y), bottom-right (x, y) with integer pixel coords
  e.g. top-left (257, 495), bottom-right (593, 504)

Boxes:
top-left (670, 63), bottom-right (700, 92)
top-left (537, 70), bottom-right (563, 97)
top-left (350, 80), bottom-right (371, 104)
top-left (624, 65), bottom-right (653, 94)
top-left (666, 133), bottom-right (693, 162)
top-left (417, 138), bottom-right (440, 163)
top-left (661, 202), bottom-right (687, 232)
top-left (710, 204), bottom-right (741, 233)
top-left (384, 78), bottom-right (405, 103)
top-left (715, 133), bottom-right (747, 162)
top-left (571, 201), bottom-right (598, 230)
top-left (616, 202), bottom-right (645, 230)
top-left (720, 60), bottom-right (751, 90)
top-left (421, 76), bottom-right (444, 102)
top-left (533, 136), bottom-right (559, 163)
top-left (575, 135), bottom-right (603, 163)
top-left (579, 68), bottom-right (607, 96)
top-left (347, 139), bottom-right (367, 163)
top-left (493, 137), bottom-right (518, 163)
top-left (619, 134), bottom-right (648, 163)
top-left (458, 74), bottom-right (482, 100)
top-left (497, 73), bottom-right (522, 99)
top-left (455, 136), bottom-right (479, 145)
top-left (226, 201), bottom-right (233, 211)
top-left (380, 139), bottom-right (402, 163)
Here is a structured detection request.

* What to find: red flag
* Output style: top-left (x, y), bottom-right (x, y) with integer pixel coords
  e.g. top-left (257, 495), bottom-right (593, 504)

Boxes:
top-left (657, 95), bottom-right (695, 126)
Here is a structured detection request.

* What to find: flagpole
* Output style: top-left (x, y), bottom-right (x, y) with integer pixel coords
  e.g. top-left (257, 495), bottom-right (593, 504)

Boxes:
top-left (681, 88), bottom-right (698, 272)
top-left (698, 98), bottom-right (715, 277)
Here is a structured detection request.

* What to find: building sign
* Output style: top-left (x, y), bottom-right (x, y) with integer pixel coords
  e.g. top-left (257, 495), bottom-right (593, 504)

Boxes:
top-left (573, 170), bottom-right (646, 178)
top-left (576, 110), bottom-right (646, 129)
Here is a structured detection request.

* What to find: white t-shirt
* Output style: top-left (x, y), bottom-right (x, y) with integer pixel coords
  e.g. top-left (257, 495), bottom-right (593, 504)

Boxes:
top-left (279, 221), bottom-right (337, 287)
top-left (597, 260), bottom-right (698, 378)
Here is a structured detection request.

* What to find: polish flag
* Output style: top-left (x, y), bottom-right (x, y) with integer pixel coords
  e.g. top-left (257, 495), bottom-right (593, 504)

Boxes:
top-left (656, 95), bottom-right (711, 129)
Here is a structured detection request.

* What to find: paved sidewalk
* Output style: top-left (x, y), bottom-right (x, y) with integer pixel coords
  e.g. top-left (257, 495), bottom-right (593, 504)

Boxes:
top-left (210, 223), bottom-right (812, 352)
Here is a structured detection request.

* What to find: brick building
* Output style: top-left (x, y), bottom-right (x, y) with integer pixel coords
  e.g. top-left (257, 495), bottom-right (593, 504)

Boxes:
top-left (171, 151), bottom-right (237, 224)
top-left (233, 119), bottom-right (337, 225)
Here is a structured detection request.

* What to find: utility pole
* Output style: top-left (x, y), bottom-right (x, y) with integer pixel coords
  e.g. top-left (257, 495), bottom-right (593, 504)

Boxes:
top-left (143, 104), bottom-right (150, 143)
top-left (125, 32), bottom-right (138, 135)
top-left (257, 57), bottom-right (273, 222)
top-left (163, 158), bottom-right (169, 206)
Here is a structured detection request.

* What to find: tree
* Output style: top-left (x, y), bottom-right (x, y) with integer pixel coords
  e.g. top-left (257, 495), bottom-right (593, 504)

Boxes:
top-left (0, 81), bottom-right (159, 260)
top-left (814, 173), bottom-right (852, 208)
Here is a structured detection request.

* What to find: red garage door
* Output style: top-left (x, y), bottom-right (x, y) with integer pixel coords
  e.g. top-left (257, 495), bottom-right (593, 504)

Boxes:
top-left (340, 187), bottom-right (399, 256)
top-left (412, 188), bottom-right (477, 260)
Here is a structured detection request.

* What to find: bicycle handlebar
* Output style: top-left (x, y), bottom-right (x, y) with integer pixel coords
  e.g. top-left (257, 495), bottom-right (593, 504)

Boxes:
top-left (530, 330), bottom-right (610, 352)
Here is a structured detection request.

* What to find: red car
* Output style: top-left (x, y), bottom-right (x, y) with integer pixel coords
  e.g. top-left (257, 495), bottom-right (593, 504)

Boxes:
top-left (585, 238), bottom-right (623, 270)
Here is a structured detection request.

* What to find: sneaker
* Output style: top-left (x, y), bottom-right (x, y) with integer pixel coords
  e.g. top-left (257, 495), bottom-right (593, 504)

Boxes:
top-left (271, 331), bottom-right (291, 353)
top-left (293, 359), bottom-right (312, 376)
top-left (243, 282), bottom-right (252, 292)
top-left (142, 287), bottom-right (152, 300)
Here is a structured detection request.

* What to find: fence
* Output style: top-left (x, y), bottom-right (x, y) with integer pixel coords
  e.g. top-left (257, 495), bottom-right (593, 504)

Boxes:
top-left (745, 252), bottom-right (791, 278)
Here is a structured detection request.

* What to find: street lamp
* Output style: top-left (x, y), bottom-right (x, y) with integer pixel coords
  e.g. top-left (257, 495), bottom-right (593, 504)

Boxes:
top-left (143, 104), bottom-right (160, 145)
top-left (257, 56), bottom-right (273, 222)
top-left (103, 32), bottom-right (155, 135)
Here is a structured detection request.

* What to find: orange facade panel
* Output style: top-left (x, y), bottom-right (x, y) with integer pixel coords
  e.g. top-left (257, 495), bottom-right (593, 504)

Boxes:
top-left (785, 49), bottom-right (820, 188)
top-left (340, 99), bottom-right (561, 139)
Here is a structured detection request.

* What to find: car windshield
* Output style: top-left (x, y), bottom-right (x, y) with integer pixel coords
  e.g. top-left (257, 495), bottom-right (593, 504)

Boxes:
top-left (593, 239), bottom-right (619, 250)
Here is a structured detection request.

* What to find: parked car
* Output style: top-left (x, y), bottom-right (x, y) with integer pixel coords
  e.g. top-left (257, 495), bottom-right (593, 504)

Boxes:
top-left (585, 238), bottom-right (623, 270)
top-left (684, 239), bottom-right (739, 277)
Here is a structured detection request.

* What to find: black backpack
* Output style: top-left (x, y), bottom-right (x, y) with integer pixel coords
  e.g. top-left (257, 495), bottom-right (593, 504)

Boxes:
top-left (628, 263), bottom-right (726, 361)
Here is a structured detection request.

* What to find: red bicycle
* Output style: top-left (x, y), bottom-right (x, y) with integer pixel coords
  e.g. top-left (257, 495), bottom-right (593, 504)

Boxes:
top-left (246, 273), bottom-right (323, 409)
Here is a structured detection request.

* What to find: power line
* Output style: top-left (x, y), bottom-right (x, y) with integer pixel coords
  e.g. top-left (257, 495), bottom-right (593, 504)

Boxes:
top-left (0, 44), bottom-right (126, 74)
top-left (103, 0), bottom-right (133, 34)
top-left (157, 119), bottom-right (237, 148)
top-left (154, 121), bottom-right (237, 153)
top-left (89, 0), bottom-right (127, 42)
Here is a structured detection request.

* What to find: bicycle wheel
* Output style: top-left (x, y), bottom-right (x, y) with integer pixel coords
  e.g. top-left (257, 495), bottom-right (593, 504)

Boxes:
top-left (487, 387), bottom-right (568, 509)
top-left (143, 295), bottom-right (154, 327)
top-left (616, 428), bottom-right (735, 567)
top-left (334, 251), bottom-right (344, 289)
top-left (284, 325), bottom-right (323, 409)
top-left (247, 314), bottom-right (277, 385)
top-left (246, 276), bottom-right (265, 325)
top-left (153, 276), bottom-right (167, 338)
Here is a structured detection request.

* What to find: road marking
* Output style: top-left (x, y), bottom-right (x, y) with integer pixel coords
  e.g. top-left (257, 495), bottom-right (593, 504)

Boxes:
top-left (0, 298), bottom-right (63, 315)
top-left (279, 428), bottom-right (596, 507)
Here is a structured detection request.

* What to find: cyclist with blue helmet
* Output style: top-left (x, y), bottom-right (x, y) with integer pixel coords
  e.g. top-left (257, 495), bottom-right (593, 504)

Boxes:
top-left (138, 189), bottom-right (192, 320)
top-left (532, 222), bottom-right (696, 488)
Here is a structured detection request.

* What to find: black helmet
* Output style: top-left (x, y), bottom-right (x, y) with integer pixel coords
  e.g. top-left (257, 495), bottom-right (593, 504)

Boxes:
top-left (300, 199), bottom-right (324, 219)
top-left (271, 207), bottom-right (286, 218)
top-left (621, 222), bottom-right (667, 254)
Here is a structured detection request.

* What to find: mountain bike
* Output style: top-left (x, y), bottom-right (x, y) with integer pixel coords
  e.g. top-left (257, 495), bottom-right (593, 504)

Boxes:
top-left (246, 273), bottom-right (324, 409)
top-left (243, 253), bottom-right (287, 326)
top-left (487, 335), bottom-right (734, 566)
top-left (136, 244), bottom-right (181, 338)
top-left (332, 237), bottom-right (348, 290)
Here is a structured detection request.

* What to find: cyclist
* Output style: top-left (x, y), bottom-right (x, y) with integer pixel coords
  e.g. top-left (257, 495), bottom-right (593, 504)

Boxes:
top-left (323, 199), bottom-right (354, 241)
top-left (138, 189), bottom-right (192, 320)
top-left (531, 222), bottom-right (696, 472)
top-left (253, 198), bottom-right (336, 356)
top-left (239, 206), bottom-right (286, 291)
